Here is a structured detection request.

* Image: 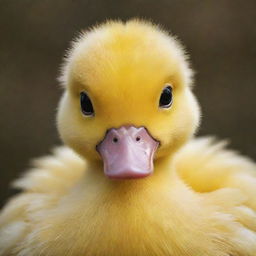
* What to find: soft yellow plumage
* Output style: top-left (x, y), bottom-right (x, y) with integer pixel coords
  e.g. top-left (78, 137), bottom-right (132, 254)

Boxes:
top-left (0, 20), bottom-right (256, 256)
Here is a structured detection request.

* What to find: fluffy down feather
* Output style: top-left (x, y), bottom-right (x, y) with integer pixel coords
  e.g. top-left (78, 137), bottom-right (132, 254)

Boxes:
top-left (0, 138), bottom-right (256, 256)
top-left (1, 20), bottom-right (256, 256)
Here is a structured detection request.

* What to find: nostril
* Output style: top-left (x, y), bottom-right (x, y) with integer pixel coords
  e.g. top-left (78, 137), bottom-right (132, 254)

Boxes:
top-left (113, 137), bottom-right (119, 143)
top-left (136, 136), bottom-right (141, 142)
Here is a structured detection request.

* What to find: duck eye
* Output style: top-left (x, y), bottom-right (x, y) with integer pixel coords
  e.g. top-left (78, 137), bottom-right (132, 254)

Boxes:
top-left (80, 92), bottom-right (94, 116)
top-left (159, 86), bottom-right (173, 108)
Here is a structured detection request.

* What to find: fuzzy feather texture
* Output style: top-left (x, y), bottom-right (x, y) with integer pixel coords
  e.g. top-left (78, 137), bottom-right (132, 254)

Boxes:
top-left (0, 20), bottom-right (256, 256)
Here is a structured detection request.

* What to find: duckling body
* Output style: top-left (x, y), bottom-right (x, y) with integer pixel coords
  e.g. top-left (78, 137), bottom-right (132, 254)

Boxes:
top-left (1, 139), bottom-right (256, 256)
top-left (0, 20), bottom-right (255, 256)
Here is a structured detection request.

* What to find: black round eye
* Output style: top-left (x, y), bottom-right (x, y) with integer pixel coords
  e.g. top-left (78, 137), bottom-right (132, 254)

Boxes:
top-left (159, 86), bottom-right (173, 108)
top-left (80, 92), bottom-right (94, 116)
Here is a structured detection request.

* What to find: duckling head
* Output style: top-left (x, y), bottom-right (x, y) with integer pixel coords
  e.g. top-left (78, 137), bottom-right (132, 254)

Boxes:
top-left (57, 20), bottom-right (200, 179)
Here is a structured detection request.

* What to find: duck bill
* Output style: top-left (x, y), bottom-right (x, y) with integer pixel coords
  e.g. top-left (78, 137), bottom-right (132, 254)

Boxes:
top-left (96, 126), bottom-right (159, 179)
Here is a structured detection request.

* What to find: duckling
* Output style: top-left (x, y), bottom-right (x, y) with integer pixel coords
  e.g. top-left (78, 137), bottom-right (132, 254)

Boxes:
top-left (0, 19), bottom-right (256, 256)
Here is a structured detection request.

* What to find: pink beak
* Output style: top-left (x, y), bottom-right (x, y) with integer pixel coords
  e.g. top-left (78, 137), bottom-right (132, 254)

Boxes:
top-left (96, 126), bottom-right (159, 179)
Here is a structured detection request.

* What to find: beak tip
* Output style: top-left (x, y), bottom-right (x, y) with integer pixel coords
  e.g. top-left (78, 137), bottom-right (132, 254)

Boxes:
top-left (105, 169), bottom-right (153, 179)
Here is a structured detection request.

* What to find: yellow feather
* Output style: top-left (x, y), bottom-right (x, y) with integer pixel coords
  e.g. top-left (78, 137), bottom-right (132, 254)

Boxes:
top-left (0, 20), bottom-right (255, 256)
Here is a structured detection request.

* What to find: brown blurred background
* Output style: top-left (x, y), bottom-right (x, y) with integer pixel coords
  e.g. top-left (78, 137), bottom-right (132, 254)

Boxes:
top-left (0, 0), bottom-right (255, 207)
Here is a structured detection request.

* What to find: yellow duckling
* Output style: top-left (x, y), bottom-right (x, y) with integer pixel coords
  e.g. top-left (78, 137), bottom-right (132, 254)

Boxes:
top-left (0, 19), bottom-right (256, 256)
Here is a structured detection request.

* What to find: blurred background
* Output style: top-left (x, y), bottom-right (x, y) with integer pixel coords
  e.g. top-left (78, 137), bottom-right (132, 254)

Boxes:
top-left (0, 0), bottom-right (255, 207)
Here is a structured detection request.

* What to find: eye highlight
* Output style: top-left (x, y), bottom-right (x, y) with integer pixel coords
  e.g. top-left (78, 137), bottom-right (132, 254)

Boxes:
top-left (80, 92), bottom-right (94, 116)
top-left (159, 86), bottom-right (173, 108)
